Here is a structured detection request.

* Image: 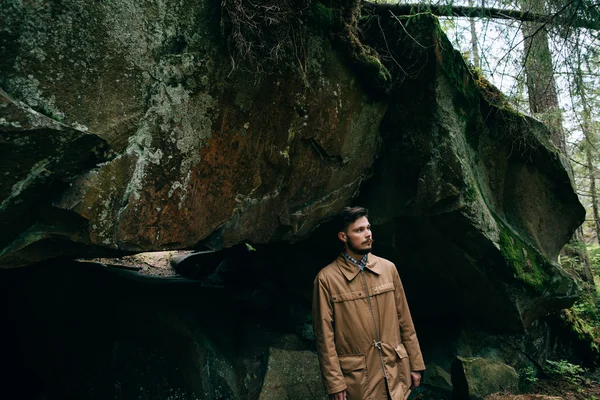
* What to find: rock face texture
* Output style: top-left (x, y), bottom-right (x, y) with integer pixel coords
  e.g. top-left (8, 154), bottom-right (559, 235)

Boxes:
top-left (258, 348), bottom-right (326, 400)
top-left (0, 0), bottom-right (589, 399)
top-left (2, 0), bottom-right (386, 255)
top-left (0, 89), bottom-right (109, 267)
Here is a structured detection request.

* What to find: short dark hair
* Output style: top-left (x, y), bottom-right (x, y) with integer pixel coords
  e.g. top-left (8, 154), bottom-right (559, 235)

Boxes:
top-left (337, 206), bottom-right (369, 233)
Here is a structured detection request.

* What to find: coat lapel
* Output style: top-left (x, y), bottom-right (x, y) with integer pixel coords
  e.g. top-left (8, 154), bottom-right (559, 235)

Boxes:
top-left (336, 253), bottom-right (380, 281)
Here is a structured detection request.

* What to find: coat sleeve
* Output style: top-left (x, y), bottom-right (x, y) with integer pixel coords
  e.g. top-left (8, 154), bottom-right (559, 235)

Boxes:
top-left (312, 275), bottom-right (347, 394)
top-left (392, 266), bottom-right (426, 372)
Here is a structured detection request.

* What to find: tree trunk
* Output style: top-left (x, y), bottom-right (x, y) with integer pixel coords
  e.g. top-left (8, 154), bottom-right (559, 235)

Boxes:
top-left (574, 37), bottom-right (600, 244)
top-left (584, 144), bottom-right (600, 243)
top-left (522, 0), bottom-right (568, 154)
top-left (468, 0), bottom-right (481, 68)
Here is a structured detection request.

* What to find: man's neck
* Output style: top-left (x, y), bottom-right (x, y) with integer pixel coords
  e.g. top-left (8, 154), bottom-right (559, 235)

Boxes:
top-left (345, 248), bottom-right (365, 261)
top-left (345, 248), bottom-right (365, 260)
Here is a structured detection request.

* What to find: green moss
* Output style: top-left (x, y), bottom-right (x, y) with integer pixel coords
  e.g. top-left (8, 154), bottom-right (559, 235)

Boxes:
top-left (462, 179), bottom-right (479, 204)
top-left (498, 221), bottom-right (552, 291)
top-left (566, 286), bottom-right (600, 357)
top-left (468, 65), bottom-right (513, 111)
top-left (312, 2), bottom-right (334, 29)
top-left (362, 55), bottom-right (391, 84)
top-left (36, 104), bottom-right (64, 122)
top-left (561, 308), bottom-right (600, 357)
top-left (49, 112), bottom-right (63, 122)
top-left (335, 35), bottom-right (392, 93)
top-left (551, 256), bottom-right (600, 362)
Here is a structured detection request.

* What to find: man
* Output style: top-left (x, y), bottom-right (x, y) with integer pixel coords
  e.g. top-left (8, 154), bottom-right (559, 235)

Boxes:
top-left (312, 207), bottom-right (425, 400)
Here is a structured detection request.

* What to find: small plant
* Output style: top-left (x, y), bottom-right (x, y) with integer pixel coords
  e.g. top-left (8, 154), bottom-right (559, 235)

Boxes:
top-left (519, 365), bottom-right (538, 391)
top-left (545, 359), bottom-right (585, 384)
top-left (521, 365), bottom-right (538, 384)
top-left (588, 244), bottom-right (600, 272)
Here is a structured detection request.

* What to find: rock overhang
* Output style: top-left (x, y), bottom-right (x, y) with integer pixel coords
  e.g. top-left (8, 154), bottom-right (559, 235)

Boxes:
top-left (0, 1), bottom-right (586, 334)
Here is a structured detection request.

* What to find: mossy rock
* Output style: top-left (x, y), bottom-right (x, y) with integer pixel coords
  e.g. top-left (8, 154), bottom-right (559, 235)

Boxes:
top-left (451, 356), bottom-right (519, 399)
top-left (498, 221), bottom-right (553, 292)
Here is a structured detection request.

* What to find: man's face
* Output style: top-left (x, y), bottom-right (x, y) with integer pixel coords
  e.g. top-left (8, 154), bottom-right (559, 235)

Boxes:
top-left (339, 216), bottom-right (373, 255)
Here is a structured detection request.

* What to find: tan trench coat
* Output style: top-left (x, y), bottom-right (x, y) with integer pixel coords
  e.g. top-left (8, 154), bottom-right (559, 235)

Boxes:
top-left (312, 253), bottom-right (425, 400)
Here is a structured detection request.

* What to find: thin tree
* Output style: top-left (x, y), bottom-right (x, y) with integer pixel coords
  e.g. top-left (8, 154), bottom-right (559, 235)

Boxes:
top-left (522, 0), bottom-right (568, 153)
top-left (468, 0), bottom-right (482, 68)
top-left (571, 35), bottom-right (600, 243)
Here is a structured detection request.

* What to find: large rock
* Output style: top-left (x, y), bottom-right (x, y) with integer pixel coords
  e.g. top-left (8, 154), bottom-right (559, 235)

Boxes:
top-left (259, 348), bottom-right (327, 400)
top-left (423, 363), bottom-right (453, 392)
top-left (1, 0), bottom-right (386, 257)
top-left (452, 356), bottom-right (519, 399)
top-left (357, 14), bottom-right (582, 332)
top-left (0, 4), bottom-right (583, 329)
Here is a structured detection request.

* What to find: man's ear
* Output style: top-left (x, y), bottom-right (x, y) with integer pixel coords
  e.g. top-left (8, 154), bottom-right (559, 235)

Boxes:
top-left (338, 231), bottom-right (347, 243)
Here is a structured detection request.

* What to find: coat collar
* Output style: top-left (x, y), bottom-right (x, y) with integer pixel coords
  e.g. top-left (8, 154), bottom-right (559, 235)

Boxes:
top-left (336, 253), bottom-right (381, 281)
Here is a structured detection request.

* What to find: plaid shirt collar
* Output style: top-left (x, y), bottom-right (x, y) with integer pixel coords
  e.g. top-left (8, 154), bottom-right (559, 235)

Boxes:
top-left (343, 251), bottom-right (368, 270)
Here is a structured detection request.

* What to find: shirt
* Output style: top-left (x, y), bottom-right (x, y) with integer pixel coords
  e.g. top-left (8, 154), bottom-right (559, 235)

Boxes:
top-left (343, 251), bottom-right (368, 270)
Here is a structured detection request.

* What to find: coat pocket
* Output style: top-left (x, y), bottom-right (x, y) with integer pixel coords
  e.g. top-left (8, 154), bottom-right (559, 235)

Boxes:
top-left (370, 282), bottom-right (395, 297)
top-left (339, 354), bottom-right (366, 372)
top-left (394, 343), bottom-right (412, 390)
top-left (393, 343), bottom-right (408, 360)
top-left (339, 354), bottom-right (367, 399)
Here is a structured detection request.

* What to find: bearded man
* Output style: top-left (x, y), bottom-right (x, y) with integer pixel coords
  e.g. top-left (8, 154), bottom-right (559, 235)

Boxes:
top-left (312, 207), bottom-right (425, 400)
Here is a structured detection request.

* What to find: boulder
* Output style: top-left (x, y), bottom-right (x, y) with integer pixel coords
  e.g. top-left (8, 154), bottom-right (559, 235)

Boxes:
top-left (1, 0), bottom-right (386, 257)
top-left (452, 356), bottom-right (519, 399)
top-left (0, 3), bottom-right (583, 335)
top-left (357, 14), bottom-right (582, 331)
top-left (259, 348), bottom-right (327, 400)
top-left (423, 363), bottom-right (453, 392)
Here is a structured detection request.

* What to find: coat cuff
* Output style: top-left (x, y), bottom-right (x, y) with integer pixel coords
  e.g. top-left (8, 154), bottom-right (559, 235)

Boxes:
top-left (410, 359), bottom-right (426, 372)
top-left (326, 382), bottom-right (348, 395)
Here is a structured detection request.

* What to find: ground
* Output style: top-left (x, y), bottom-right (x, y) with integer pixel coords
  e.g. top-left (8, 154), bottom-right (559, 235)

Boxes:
top-left (485, 373), bottom-right (600, 400)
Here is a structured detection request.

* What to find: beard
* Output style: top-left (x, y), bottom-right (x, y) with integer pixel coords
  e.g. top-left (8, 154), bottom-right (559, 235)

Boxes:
top-left (348, 239), bottom-right (373, 255)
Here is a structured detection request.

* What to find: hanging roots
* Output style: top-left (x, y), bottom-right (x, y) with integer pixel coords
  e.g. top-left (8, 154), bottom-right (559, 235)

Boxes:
top-left (220, 0), bottom-right (311, 73)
